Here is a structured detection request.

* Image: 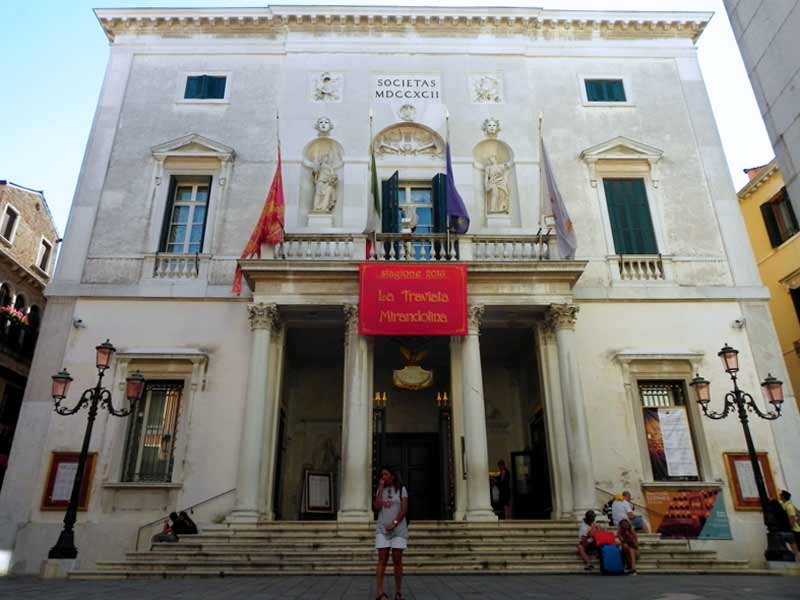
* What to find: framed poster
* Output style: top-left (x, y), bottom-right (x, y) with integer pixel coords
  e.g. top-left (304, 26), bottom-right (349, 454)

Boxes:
top-left (643, 486), bottom-right (732, 539)
top-left (41, 452), bottom-right (97, 511)
top-left (723, 452), bottom-right (777, 510)
top-left (301, 470), bottom-right (334, 514)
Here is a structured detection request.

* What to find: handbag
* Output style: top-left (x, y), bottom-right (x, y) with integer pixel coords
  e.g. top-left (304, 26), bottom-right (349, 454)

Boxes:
top-left (593, 530), bottom-right (616, 546)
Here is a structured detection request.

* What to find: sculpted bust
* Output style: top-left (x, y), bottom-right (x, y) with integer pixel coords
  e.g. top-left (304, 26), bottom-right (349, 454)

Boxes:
top-left (482, 118), bottom-right (501, 139)
top-left (314, 116), bottom-right (334, 137)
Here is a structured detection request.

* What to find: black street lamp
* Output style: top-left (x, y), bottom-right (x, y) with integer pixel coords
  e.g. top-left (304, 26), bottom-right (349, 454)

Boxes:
top-left (690, 343), bottom-right (790, 562)
top-left (47, 340), bottom-right (145, 560)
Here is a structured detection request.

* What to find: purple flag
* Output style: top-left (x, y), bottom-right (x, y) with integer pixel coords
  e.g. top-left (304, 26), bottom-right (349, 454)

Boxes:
top-left (445, 143), bottom-right (469, 234)
top-left (541, 142), bottom-right (577, 259)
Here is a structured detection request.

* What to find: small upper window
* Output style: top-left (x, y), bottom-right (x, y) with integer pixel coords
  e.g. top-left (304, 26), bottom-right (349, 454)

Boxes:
top-left (184, 75), bottom-right (226, 100)
top-left (1, 205), bottom-right (19, 242)
top-left (585, 79), bottom-right (627, 102)
top-left (37, 239), bottom-right (53, 273)
top-left (761, 188), bottom-right (798, 248)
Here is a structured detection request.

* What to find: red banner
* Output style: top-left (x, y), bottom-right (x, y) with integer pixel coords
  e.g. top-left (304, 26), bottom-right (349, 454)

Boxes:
top-left (358, 263), bottom-right (467, 336)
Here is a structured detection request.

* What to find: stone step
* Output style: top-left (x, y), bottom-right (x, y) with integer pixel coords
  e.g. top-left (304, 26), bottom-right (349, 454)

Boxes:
top-left (202, 520), bottom-right (579, 531)
top-left (69, 566), bottom-right (775, 580)
top-left (96, 557), bottom-right (746, 571)
top-left (176, 531), bottom-right (665, 542)
top-left (150, 539), bottom-right (688, 554)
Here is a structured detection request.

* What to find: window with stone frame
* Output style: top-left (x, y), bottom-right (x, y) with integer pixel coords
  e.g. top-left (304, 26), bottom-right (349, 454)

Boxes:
top-left (761, 187), bottom-right (799, 247)
top-left (0, 205), bottom-right (19, 243)
top-left (585, 79), bottom-right (626, 102)
top-left (121, 380), bottom-right (183, 483)
top-left (184, 75), bottom-right (226, 100)
top-left (159, 176), bottom-right (211, 254)
top-left (639, 380), bottom-right (701, 482)
top-left (603, 178), bottom-right (659, 255)
top-left (36, 239), bottom-right (53, 273)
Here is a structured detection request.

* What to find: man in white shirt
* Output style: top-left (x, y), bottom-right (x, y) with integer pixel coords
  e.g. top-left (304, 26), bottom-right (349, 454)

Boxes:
top-left (611, 491), bottom-right (649, 532)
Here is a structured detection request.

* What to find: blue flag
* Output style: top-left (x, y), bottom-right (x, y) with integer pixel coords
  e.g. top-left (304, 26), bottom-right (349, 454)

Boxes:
top-left (445, 143), bottom-right (469, 234)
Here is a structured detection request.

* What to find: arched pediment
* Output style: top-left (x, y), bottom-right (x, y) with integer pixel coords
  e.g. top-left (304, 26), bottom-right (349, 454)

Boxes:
top-left (373, 123), bottom-right (444, 160)
top-left (579, 136), bottom-right (663, 187)
top-left (151, 133), bottom-right (235, 162)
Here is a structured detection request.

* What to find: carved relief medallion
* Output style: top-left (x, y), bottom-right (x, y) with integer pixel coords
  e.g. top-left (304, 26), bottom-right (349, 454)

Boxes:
top-left (374, 125), bottom-right (444, 158)
top-left (470, 74), bottom-right (503, 104)
top-left (398, 104), bottom-right (417, 122)
top-left (311, 71), bottom-right (343, 103)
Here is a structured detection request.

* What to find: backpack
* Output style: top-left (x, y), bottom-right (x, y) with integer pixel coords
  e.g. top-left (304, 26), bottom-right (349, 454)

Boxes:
top-left (771, 500), bottom-right (792, 532)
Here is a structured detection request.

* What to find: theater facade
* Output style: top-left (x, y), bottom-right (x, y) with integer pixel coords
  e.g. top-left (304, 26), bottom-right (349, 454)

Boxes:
top-left (1, 5), bottom-right (798, 572)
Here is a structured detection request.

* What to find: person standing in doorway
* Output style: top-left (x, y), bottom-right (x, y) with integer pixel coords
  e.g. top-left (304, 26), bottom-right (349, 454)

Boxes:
top-left (495, 460), bottom-right (512, 519)
top-left (374, 467), bottom-right (409, 600)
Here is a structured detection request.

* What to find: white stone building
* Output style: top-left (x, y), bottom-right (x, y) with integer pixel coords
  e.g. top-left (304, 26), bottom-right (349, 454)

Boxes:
top-left (724, 0), bottom-right (800, 221)
top-left (0, 5), bottom-right (798, 573)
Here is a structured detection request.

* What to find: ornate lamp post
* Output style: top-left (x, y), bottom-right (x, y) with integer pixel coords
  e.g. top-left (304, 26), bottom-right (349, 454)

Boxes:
top-left (690, 343), bottom-right (790, 561)
top-left (47, 340), bottom-right (145, 560)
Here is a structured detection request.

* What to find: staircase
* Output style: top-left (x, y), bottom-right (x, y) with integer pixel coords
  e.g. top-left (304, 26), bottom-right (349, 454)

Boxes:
top-left (70, 520), bottom-right (754, 579)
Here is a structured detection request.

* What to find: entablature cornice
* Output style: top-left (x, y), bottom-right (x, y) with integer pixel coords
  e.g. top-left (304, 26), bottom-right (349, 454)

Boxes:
top-left (95, 7), bottom-right (710, 43)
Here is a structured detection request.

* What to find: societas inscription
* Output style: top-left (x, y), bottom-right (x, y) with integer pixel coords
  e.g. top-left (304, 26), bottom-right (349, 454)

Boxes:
top-left (373, 74), bottom-right (441, 102)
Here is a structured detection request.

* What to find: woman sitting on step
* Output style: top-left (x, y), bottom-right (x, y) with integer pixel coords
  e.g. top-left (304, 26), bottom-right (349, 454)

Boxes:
top-left (374, 467), bottom-right (409, 600)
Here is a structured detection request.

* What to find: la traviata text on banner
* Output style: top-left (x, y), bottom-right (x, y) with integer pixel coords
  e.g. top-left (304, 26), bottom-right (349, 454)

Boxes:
top-left (358, 263), bottom-right (467, 336)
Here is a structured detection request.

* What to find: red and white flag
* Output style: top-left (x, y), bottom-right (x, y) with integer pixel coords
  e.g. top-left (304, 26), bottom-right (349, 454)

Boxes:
top-left (232, 147), bottom-right (285, 295)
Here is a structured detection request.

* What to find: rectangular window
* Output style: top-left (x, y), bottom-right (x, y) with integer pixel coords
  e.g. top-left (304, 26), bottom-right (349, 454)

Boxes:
top-left (160, 177), bottom-right (211, 254)
top-left (0, 206), bottom-right (19, 242)
top-left (761, 188), bottom-right (799, 247)
top-left (585, 79), bottom-right (626, 102)
top-left (639, 380), bottom-right (700, 482)
top-left (122, 381), bottom-right (183, 483)
top-left (37, 239), bottom-right (52, 272)
top-left (184, 75), bottom-right (226, 100)
top-left (603, 178), bottom-right (658, 255)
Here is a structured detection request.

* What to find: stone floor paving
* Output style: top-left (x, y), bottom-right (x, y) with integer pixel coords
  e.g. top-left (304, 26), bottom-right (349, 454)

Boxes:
top-left (0, 575), bottom-right (798, 600)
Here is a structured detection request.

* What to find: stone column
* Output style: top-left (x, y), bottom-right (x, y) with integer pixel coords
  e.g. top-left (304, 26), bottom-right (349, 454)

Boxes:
top-left (229, 303), bottom-right (278, 523)
top-left (257, 320), bottom-right (286, 521)
top-left (547, 303), bottom-right (595, 514)
top-left (449, 336), bottom-right (468, 521)
top-left (534, 322), bottom-right (574, 518)
top-left (461, 305), bottom-right (497, 521)
top-left (338, 304), bottom-right (374, 522)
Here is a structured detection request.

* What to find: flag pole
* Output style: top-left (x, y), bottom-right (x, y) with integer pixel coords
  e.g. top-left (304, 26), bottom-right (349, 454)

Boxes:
top-left (445, 107), bottom-right (451, 243)
top-left (369, 108), bottom-right (376, 250)
top-left (538, 111), bottom-right (545, 230)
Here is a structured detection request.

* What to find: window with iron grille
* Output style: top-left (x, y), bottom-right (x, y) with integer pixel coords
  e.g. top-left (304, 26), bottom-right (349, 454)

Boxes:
top-left (639, 380), bottom-right (700, 481)
top-left (122, 381), bottom-right (183, 483)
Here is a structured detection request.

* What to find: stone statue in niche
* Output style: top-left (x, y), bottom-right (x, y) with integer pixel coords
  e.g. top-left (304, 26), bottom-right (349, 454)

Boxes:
top-left (311, 153), bottom-right (339, 213)
top-left (312, 71), bottom-right (342, 102)
top-left (484, 155), bottom-right (512, 214)
top-left (482, 117), bottom-right (501, 139)
top-left (314, 116), bottom-right (334, 137)
top-left (472, 74), bottom-right (502, 104)
top-left (375, 125), bottom-right (443, 157)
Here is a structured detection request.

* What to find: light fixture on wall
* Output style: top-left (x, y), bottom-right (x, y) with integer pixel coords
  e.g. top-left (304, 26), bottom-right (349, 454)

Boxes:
top-left (374, 391), bottom-right (388, 409)
top-left (436, 391), bottom-right (449, 408)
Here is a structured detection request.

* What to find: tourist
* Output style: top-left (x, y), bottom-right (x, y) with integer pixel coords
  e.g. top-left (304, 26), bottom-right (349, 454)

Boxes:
top-left (780, 490), bottom-right (800, 547)
top-left (612, 491), bottom-right (649, 533)
top-left (494, 460), bottom-right (512, 520)
top-left (618, 519), bottom-right (639, 575)
top-left (173, 511), bottom-right (198, 535)
top-left (577, 510), bottom-right (600, 570)
top-left (773, 492), bottom-right (800, 561)
top-left (151, 512), bottom-right (179, 543)
top-left (374, 467), bottom-right (409, 600)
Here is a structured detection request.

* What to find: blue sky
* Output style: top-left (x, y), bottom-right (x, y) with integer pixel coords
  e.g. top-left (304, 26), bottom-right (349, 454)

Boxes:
top-left (0, 0), bottom-right (774, 234)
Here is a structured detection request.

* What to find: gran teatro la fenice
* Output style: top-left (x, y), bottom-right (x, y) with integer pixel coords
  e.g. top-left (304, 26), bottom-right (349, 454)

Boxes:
top-left (1, 5), bottom-right (799, 573)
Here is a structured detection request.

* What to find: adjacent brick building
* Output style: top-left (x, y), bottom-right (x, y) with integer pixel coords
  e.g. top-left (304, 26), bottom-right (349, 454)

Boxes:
top-left (0, 181), bottom-right (59, 492)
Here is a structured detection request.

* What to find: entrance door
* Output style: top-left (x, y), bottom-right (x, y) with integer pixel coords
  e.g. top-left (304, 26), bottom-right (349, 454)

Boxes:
top-left (380, 433), bottom-right (441, 520)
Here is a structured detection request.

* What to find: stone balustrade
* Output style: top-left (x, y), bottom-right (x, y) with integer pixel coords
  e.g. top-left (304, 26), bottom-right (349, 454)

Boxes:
top-left (611, 254), bottom-right (668, 282)
top-left (152, 253), bottom-right (202, 279)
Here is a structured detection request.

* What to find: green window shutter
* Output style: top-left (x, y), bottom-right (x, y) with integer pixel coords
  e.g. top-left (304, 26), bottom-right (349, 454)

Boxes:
top-left (431, 173), bottom-right (447, 233)
top-left (586, 79), bottom-right (626, 102)
top-left (381, 171), bottom-right (400, 233)
top-left (206, 76), bottom-right (226, 99)
top-left (197, 175), bottom-right (213, 252)
top-left (184, 76), bottom-right (203, 99)
top-left (603, 178), bottom-right (658, 254)
top-left (761, 202), bottom-right (782, 248)
top-left (159, 176), bottom-right (179, 251)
